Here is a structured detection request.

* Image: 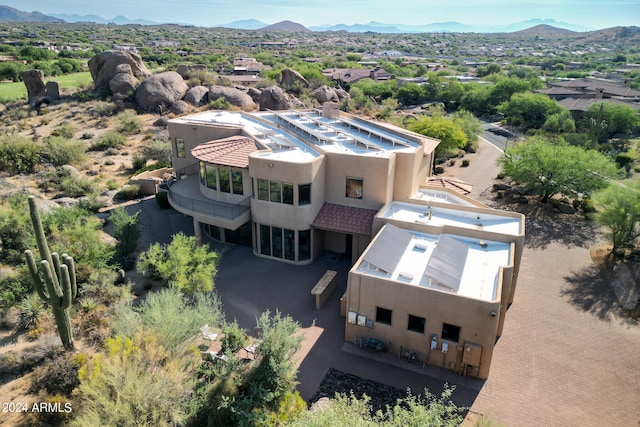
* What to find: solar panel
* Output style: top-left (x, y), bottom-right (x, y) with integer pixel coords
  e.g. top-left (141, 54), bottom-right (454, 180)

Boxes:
top-left (363, 224), bottom-right (413, 275)
top-left (423, 235), bottom-right (469, 292)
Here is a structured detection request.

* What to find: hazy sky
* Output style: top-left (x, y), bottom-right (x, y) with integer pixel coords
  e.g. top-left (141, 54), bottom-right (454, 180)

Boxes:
top-left (5, 0), bottom-right (639, 29)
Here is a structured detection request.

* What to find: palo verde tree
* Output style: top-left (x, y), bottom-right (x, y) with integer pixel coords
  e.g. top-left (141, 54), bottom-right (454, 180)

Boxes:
top-left (497, 136), bottom-right (620, 203)
top-left (408, 115), bottom-right (467, 159)
top-left (24, 196), bottom-right (77, 350)
top-left (593, 181), bottom-right (640, 255)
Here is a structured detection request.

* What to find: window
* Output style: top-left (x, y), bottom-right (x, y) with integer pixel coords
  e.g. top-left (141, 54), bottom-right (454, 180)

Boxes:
top-left (283, 182), bottom-right (294, 205)
top-left (269, 181), bottom-right (281, 203)
top-left (407, 315), bottom-right (425, 333)
top-left (346, 177), bottom-right (363, 199)
top-left (205, 164), bottom-right (217, 190)
top-left (298, 230), bottom-right (311, 260)
top-left (175, 138), bottom-right (185, 158)
top-left (219, 168), bottom-right (230, 193)
top-left (260, 224), bottom-right (271, 256)
top-left (284, 229), bottom-right (295, 261)
top-left (258, 179), bottom-right (269, 201)
top-left (442, 323), bottom-right (461, 342)
top-left (376, 307), bottom-right (392, 325)
top-left (298, 183), bottom-right (311, 205)
top-left (232, 170), bottom-right (243, 195)
top-left (199, 162), bottom-right (206, 185)
top-left (272, 227), bottom-right (283, 258)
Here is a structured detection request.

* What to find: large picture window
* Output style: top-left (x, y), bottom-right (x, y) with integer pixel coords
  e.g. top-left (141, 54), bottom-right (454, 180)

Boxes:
top-left (283, 182), bottom-right (294, 205)
top-left (272, 227), bottom-right (283, 258)
top-left (260, 224), bottom-right (271, 256)
top-left (284, 229), bottom-right (295, 261)
top-left (346, 177), bottom-right (363, 199)
top-left (205, 164), bottom-right (217, 190)
top-left (258, 179), bottom-right (269, 201)
top-left (269, 180), bottom-right (282, 203)
top-left (298, 230), bottom-right (311, 260)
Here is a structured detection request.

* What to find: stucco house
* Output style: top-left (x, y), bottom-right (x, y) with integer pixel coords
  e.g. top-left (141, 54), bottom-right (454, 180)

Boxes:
top-left (166, 104), bottom-right (524, 378)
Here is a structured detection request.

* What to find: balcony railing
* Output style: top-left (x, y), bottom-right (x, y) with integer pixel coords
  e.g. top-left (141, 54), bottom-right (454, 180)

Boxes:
top-left (164, 180), bottom-right (250, 220)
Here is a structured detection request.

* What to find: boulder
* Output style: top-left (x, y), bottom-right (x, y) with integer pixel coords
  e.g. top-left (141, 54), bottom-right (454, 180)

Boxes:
top-left (135, 71), bottom-right (189, 111)
top-left (88, 50), bottom-right (150, 92)
top-left (176, 64), bottom-right (207, 79)
top-left (556, 203), bottom-right (577, 215)
top-left (170, 100), bottom-right (189, 115)
top-left (278, 68), bottom-right (309, 89)
top-left (60, 164), bottom-right (82, 178)
top-left (258, 85), bottom-right (293, 111)
top-left (21, 69), bottom-right (45, 105)
top-left (311, 85), bottom-right (339, 104)
top-left (208, 85), bottom-right (256, 109)
top-left (45, 81), bottom-right (60, 100)
top-left (184, 85), bottom-right (209, 105)
top-left (611, 262), bottom-right (640, 310)
top-left (247, 87), bottom-right (262, 103)
top-left (109, 72), bottom-right (139, 95)
top-left (291, 96), bottom-right (307, 109)
top-left (334, 86), bottom-right (350, 101)
top-left (114, 63), bottom-right (132, 74)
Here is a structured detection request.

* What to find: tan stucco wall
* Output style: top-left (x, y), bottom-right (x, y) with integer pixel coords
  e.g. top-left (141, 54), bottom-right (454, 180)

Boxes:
top-left (345, 271), bottom-right (501, 379)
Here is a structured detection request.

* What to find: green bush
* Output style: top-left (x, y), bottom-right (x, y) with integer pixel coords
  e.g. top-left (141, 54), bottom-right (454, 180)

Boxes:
top-left (50, 122), bottom-right (76, 139)
top-left (220, 321), bottom-right (246, 355)
top-left (462, 159), bottom-right (470, 167)
top-left (18, 293), bottom-right (44, 330)
top-left (209, 97), bottom-right (232, 110)
top-left (155, 190), bottom-right (171, 208)
top-left (90, 131), bottom-right (126, 151)
top-left (110, 207), bottom-right (141, 269)
top-left (115, 109), bottom-right (143, 135)
top-left (30, 352), bottom-right (81, 396)
top-left (0, 193), bottom-right (33, 264)
top-left (116, 184), bottom-right (140, 200)
top-left (132, 153), bottom-right (147, 171)
top-left (0, 268), bottom-right (31, 310)
top-left (0, 134), bottom-right (40, 174)
top-left (57, 174), bottom-right (96, 198)
top-left (41, 136), bottom-right (87, 166)
top-left (143, 137), bottom-right (172, 165)
top-left (136, 233), bottom-right (220, 295)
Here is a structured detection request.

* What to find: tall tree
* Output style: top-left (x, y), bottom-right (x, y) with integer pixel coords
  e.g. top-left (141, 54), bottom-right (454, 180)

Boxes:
top-left (408, 115), bottom-right (467, 158)
top-left (497, 136), bottom-right (620, 203)
top-left (593, 181), bottom-right (640, 254)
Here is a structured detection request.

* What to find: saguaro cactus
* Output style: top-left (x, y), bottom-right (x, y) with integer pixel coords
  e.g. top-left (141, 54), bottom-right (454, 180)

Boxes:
top-left (24, 195), bottom-right (77, 350)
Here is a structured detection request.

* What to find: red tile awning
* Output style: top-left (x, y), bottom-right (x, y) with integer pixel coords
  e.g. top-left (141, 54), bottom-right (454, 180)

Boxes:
top-left (191, 135), bottom-right (259, 168)
top-left (311, 203), bottom-right (378, 236)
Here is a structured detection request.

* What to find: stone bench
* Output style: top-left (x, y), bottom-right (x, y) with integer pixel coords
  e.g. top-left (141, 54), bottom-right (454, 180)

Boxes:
top-left (311, 270), bottom-right (337, 309)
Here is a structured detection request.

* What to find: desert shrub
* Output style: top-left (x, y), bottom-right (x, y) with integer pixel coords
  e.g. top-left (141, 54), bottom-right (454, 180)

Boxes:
top-left (0, 134), bottom-right (40, 174)
top-left (115, 109), bottom-right (143, 135)
top-left (32, 394), bottom-right (74, 426)
top-left (18, 293), bottom-right (44, 330)
top-left (220, 321), bottom-right (246, 355)
top-left (41, 135), bottom-right (87, 166)
top-left (132, 153), bottom-right (147, 171)
top-left (73, 333), bottom-right (194, 427)
top-left (90, 131), bottom-right (126, 151)
top-left (30, 352), bottom-right (81, 395)
top-left (75, 304), bottom-right (112, 347)
top-left (91, 101), bottom-right (116, 117)
top-left (462, 159), bottom-right (470, 167)
top-left (106, 179), bottom-right (118, 190)
top-left (110, 207), bottom-right (140, 270)
top-left (209, 97), bottom-right (232, 110)
top-left (136, 233), bottom-right (220, 295)
top-left (50, 122), bottom-right (76, 139)
top-left (81, 269), bottom-right (129, 306)
top-left (111, 288), bottom-right (224, 357)
top-left (155, 190), bottom-right (170, 208)
top-left (116, 184), bottom-right (140, 200)
top-left (0, 193), bottom-right (33, 264)
top-left (0, 268), bottom-right (31, 310)
top-left (57, 174), bottom-right (96, 198)
top-left (143, 136), bottom-right (172, 165)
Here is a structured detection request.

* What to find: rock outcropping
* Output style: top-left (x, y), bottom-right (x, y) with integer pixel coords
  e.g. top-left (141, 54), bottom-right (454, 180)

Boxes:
top-left (135, 71), bottom-right (189, 111)
top-left (258, 85), bottom-right (292, 111)
top-left (108, 63), bottom-right (140, 95)
top-left (184, 85), bottom-right (209, 106)
top-left (278, 68), bottom-right (309, 89)
top-left (176, 64), bottom-right (207, 79)
top-left (22, 69), bottom-right (45, 105)
top-left (88, 50), bottom-right (150, 92)
top-left (208, 85), bottom-right (256, 109)
top-left (311, 85), bottom-right (339, 103)
top-left (611, 262), bottom-right (640, 310)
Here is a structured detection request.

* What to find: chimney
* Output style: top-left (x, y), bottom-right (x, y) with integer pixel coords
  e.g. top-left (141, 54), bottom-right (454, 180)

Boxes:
top-left (322, 102), bottom-right (340, 119)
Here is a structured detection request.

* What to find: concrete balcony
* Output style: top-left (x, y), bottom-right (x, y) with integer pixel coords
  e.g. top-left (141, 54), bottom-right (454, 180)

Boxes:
top-left (164, 175), bottom-right (251, 230)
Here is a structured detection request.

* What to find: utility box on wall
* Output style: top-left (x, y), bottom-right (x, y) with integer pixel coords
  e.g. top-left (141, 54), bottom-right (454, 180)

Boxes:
top-left (462, 342), bottom-right (483, 367)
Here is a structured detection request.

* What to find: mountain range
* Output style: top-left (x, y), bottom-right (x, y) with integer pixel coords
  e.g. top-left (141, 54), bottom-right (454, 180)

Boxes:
top-left (0, 6), bottom-right (597, 33)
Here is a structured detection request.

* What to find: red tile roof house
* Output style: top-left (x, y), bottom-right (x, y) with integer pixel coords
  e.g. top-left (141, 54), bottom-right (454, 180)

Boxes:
top-left (166, 103), bottom-right (524, 378)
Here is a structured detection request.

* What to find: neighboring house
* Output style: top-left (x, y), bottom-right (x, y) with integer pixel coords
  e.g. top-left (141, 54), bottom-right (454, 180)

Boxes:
top-left (166, 104), bottom-right (524, 378)
top-left (322, 67), bottom-right (395, 85)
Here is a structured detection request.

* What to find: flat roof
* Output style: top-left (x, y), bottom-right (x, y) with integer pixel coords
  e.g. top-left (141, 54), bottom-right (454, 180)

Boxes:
top-left (356, 224), bottom-right (510, 302)
top-left (381, 201), bottom-right (522, 236)
top-left (414, 187), bottom-right (477, 206)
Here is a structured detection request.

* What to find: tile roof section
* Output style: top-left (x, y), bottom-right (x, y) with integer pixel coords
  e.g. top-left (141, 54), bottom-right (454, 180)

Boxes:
top-left (191, 136), bottom-right (260, 168)
top-left (311, 203), bottom-right (378, 236)
top-left (425, 177), bottom-right (473, 195)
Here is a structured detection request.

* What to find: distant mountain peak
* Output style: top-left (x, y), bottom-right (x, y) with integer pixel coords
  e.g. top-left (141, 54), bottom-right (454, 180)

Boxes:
top-left (0, 5), bottom-right (63, 23)
top-left (259, 20), bottom-right (309, 32)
